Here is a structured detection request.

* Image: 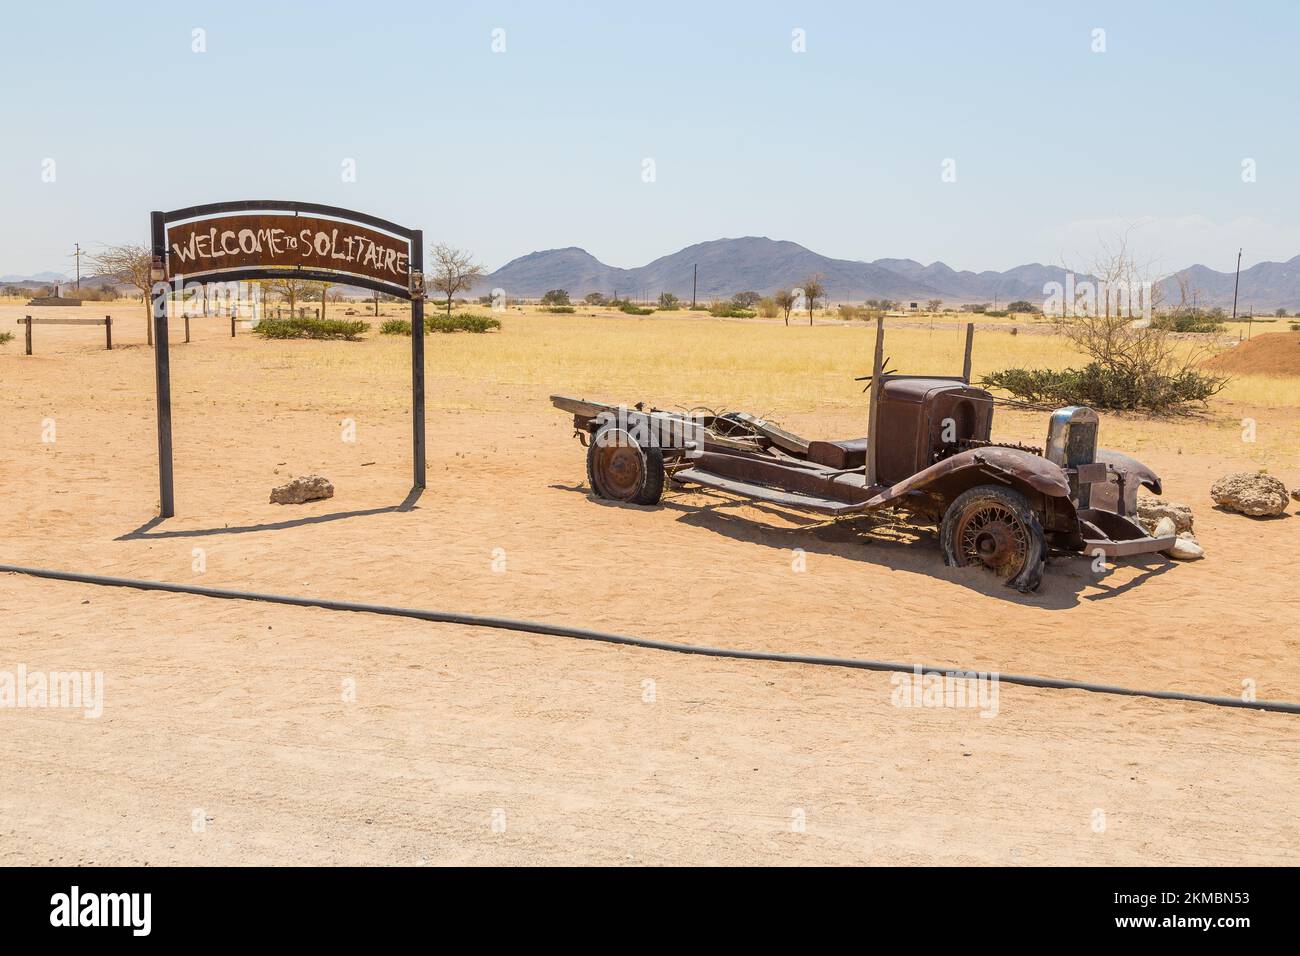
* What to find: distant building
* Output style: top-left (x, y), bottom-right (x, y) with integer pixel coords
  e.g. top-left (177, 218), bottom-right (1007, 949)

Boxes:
top-left (26, 282), bottom-right (81, 307)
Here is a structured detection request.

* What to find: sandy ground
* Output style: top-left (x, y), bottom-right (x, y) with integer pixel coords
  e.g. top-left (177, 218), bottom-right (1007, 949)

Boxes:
top-left (2, 304), bottom-right (1298, 865)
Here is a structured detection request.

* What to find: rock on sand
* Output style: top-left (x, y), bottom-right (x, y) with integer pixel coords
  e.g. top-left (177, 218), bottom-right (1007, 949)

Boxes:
top-left (1209, 472), bottom-right (1290, 517)
top-left (270, 475), bottom-right (335, 505)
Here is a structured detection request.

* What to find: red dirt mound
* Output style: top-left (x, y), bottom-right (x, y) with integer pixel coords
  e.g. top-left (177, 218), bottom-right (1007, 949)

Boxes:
top-left (1203, 331), bottom-right (1300, 376)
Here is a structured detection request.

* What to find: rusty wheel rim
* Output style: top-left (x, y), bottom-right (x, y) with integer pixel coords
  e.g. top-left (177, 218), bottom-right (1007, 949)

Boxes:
top-left (955, 501), bottom-right (1029, 579)
top-left (593, 439), bottom-right (645, 500)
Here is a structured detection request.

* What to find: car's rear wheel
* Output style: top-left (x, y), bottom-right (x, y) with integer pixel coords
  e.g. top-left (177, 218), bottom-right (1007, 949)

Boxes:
top-left (941, 484), bottom-right (1046, 592)
top-left (586, 427), bottom-right (664, 505)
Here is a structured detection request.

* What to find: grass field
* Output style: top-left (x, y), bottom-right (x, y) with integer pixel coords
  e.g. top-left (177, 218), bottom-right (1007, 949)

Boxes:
top-left (206, 306), bottom-right (1298, 470)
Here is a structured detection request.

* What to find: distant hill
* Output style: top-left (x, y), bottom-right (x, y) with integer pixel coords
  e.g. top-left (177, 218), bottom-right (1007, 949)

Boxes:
top-left (1, 271), bottom-right (69, 284)
top-left (1159, 257), bottom-right (1300, 312)
top-left (478, 237), bottom-right (1300, 311)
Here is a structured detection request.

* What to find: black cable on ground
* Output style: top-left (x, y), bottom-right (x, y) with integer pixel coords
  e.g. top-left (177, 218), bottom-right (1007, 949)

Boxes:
top-left (2, 563), bottom-right (1296, 716)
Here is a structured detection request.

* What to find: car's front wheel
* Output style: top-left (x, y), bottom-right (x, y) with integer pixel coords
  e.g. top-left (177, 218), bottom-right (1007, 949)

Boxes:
top-left (940, 484), bottom-right (1046, 592)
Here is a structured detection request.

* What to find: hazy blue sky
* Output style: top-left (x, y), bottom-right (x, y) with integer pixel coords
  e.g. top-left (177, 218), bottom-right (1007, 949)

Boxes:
top-left (2, 1), bottom-right (1296, 277)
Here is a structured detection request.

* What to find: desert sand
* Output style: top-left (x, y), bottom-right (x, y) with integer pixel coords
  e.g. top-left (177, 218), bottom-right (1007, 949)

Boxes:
top-left (2, 303), bottom-right (1298, 865)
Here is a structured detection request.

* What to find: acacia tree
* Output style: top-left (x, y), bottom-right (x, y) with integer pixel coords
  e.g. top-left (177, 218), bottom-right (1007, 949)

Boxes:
top-left (430, 243), bottom-right (485, 315)
top-left (266, 277), bottom-right (314, 315)
top-left (773, 288), bottom-right (796, 326)
top-left (90, 244), bottom-right (154, 344)
top-left (801, 274), bottom-right (825, 325)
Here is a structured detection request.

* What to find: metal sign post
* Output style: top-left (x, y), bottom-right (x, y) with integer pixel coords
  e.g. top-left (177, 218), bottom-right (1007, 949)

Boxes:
top-left (409, 230), bottom-right (426, 491)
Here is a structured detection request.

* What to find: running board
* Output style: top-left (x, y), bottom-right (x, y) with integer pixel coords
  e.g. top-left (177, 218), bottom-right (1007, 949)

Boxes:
top-left (673, 468), bottom-right (868, 514)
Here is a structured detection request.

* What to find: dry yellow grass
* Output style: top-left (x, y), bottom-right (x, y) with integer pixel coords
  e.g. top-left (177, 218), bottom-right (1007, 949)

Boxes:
top-left (304, 312), bottom-right (1080, 412)
top-left (4, 303), bottom-right (1296, 469)
top-left (280, 309), bottom-right (1298, 469)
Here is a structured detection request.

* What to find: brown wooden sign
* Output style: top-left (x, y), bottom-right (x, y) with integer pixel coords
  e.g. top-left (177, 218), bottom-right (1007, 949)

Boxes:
top-left (166, 213), bottom-right (411, 289)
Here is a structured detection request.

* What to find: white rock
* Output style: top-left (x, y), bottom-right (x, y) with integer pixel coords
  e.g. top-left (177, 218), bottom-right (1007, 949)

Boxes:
top-left (1152, 516), bottom-right (1177, 538)
top-left (1167, 536), bottom-right (1205, 561)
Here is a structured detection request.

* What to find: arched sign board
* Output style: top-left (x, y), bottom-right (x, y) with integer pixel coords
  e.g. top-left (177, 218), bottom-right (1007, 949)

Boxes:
top-left (149, 201), bottom-right (426, 518)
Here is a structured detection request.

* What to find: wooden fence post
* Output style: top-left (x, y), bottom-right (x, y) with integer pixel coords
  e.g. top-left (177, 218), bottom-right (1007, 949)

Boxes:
top-left (184, 314), bottom-right (191, 343)
top-left (24, 315), bottom-right (32, 355)
top-left (962, 322), bottom-right (974, 384)
top-left (105, 315), bottom-right (112, 350)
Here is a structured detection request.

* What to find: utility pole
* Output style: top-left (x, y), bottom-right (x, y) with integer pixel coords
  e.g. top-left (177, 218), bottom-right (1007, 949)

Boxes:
top-left (691, 264), bottom-right (697, 309)
top-left (70, 242), bottom-right (85, 288)
top-left (1231, 248), bottom-right (1242, 321)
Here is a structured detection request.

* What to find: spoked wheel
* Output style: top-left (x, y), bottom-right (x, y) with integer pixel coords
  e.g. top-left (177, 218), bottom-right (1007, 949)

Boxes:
top-left (586, 427), bottom-right (664, 505)
top-left (940, 485), bottom-right (1046, 592)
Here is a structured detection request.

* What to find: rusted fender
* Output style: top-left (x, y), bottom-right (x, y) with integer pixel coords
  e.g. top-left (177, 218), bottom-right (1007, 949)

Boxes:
top-left (856, 447), bottom-right (1070, 511)
top-left (1096, 448), bottom-right (1162, 495)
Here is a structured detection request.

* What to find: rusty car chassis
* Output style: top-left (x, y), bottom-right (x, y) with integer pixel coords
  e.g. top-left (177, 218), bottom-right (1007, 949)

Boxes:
top-left (552, 320), bottom-right (1174, 592)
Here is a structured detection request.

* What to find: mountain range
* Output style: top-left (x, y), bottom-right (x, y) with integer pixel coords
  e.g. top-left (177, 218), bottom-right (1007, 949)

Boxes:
top-left (478, 237), bottom-right (1300, 311)
top-left (9, 237), bottom-right (1298, 310)
top-left (1, 273), bottom-right (119, 288)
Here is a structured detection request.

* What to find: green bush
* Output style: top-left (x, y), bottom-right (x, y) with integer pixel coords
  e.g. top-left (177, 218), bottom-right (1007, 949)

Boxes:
top-left (379, 313), bottom-right (502, 335)
top-left (984, 309), bottom-right (1010, 318)
top-left (1155, 313), bottom-right (1225, 333)
top-left (543, 305), bottom-right (575, 314)
top-left (981, 362), bottom-right (1228, 412)
top-left (0, 330), bottom-right (13, 346)
top-left (706, 299), bottom-right (756, 318)
top-left (253, 317), bottom-right (369, 340)
top-left (603, 297), bottom-right (656, 315)
top-left (427, 312), bottom-right (501, 333)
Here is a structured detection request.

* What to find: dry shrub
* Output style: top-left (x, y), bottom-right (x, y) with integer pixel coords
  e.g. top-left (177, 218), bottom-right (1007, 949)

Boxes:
top-left (985, 237), bottom-right (1229, 412)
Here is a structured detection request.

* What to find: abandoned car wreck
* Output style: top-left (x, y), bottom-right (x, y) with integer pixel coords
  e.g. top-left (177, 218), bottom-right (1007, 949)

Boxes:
top-left (552, 321), bottom-right (1173, 592)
